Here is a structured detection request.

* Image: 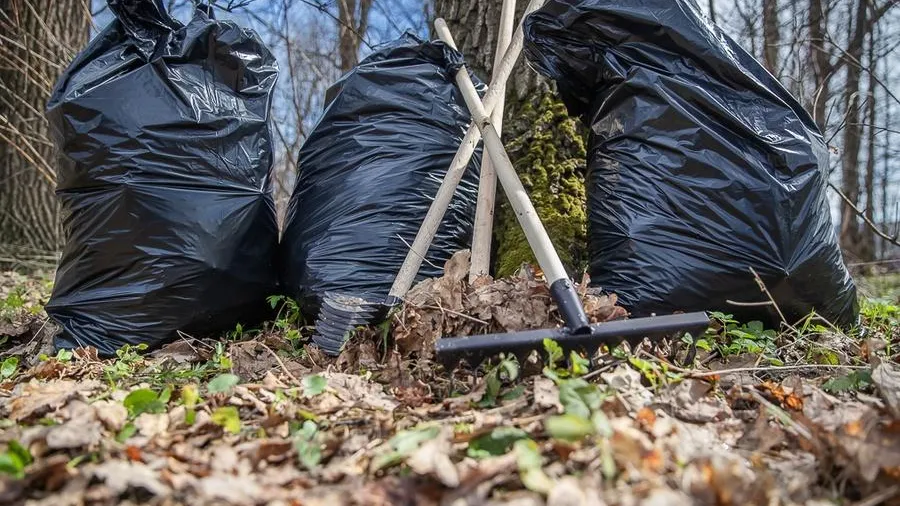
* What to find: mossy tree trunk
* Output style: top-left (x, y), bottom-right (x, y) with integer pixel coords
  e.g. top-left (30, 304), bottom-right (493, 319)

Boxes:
top-left (433, 0), bottom-right (588, 278)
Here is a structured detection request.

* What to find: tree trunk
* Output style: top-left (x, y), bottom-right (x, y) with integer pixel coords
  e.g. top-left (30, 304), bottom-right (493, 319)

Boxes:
top-left (860, 29), bottom-right (877, 264)
top-left (837, 0), bottom-right (869, 260)
top-left (433, 0), bottom-right (588, 277)
top-left (882, 87), bottom-right (891, 260)
top-left (337, 0), bottom-right (372, 72)
top-left (0, 0), bottom-right (90, 265)
top-left (762, 0), bottom-right (780, 75)
top-left (807, 0), bottom-right (830, 131)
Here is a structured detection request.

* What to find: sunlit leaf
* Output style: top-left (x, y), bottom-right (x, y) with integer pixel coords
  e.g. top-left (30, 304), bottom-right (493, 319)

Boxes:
top-left (207, 373), bottom-right (240, 394)
top-left (467, 427), bottom-right (528, 459)
top-left (1, 357), bottom-right (18, 379)
top-left (211, 406), bottom-right (241, 434)
top-left (543, 339), bottom-right (564, 367)
top-left (302, 375), bottom-right (327, 396)
top-left (514, 439), bottom-right (552, 494)
top-left (546, 414), bottom-right (594, 441)
top-left (123, 389), bottom-right (165, 417)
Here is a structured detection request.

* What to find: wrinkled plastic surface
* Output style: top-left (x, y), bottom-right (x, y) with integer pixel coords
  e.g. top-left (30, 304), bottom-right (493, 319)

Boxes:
top-left (524, 0), bottom-right (858, 326)
top-left (45, 0), bottom-right (280, 356)
top-left (280, 33), bottom-right (482, 318)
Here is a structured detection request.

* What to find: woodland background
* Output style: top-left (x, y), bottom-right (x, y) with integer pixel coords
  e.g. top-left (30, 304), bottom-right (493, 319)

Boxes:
top-left (1, 0), bottom-right (898, 277)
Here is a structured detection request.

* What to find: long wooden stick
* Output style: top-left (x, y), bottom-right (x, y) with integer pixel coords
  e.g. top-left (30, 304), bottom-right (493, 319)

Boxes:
top-left (434, 18), bottom-right (571, 289)
top-left (386, 0), bottom-right (546, 304)
top-left (469, 0), bottom-right (517, 282)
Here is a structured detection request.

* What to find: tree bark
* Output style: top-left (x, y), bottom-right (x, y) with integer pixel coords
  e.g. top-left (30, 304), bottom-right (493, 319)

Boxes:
top-left (860, 28), bottom-right (877, 263)
top-left (0, 0), bottom-right (90, 265)
top-left (762, 0), bottom-right (780, 75)
top-left (337, 0), bottom-right (372, 72)
top-left (807, 0), bottom-right (830, 130)
top-left (433, 0), bottom-right (588, 277)
top-left (837, 0), bottom-right (869, 259)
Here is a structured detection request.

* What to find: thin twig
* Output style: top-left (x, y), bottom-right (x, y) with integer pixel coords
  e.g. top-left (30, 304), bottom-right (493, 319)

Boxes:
top-left (749, 266), bottom-right (790, 329)
top-left (829, 181), bottom-right (900, 249)
top-left (256, 341), bottom-right (303, 386)
top-left (395, 233), bottom-right (440, 270)
top-left (685, 363), bottom-right (867, 378)
top-left (748, 388), bottom-right (814, 441)
top-left (420, 304), bottom-right (490, 325)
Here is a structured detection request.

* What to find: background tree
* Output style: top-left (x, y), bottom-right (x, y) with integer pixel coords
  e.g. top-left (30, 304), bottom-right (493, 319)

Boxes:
top-left (1, 0), bottom-right (898, 277)
top-left (719, 0), bottom-right (899, 267)
top-left (432, 0), bottom-right (589, 277)
top-left (0, 0), bottom-right (91, 266)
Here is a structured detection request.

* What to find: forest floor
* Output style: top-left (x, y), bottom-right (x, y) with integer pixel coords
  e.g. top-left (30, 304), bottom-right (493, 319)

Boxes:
top-left (0, 252), bottom-right (899, 506)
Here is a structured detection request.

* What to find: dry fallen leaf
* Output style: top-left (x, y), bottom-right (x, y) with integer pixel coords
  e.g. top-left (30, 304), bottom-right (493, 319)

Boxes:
top-left (872, 362), bottom-right (900, 419)
top-left (546, 476), bottom-right (587, 506)
top-left (46, 416), bottom-right (103, 450)
top-left (406, 428), bottom-right (459, 487)
top-left (93, 400), bottom-right (128, 431)
top-left (196, 474), bottom-right (263, 504)
top-left (7, 379), bottom-right (100, 422)
top-left (654, 380), bottom-right (731, 423)
top-left (322, 372), bottom-right (398, 412)
top-left (91, 460), bottom-right (171, 497)
top-left (533, 376), bottom-right (562, 413)
top-left (134, 413), bottom-right (170, 438)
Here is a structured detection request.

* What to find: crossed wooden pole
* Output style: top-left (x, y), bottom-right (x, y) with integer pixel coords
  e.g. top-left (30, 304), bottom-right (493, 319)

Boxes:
top-left (386, 0), bottom-right (553, 305)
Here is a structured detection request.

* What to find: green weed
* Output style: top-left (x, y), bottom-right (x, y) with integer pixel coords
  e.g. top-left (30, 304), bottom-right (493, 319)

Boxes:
top-left (103, 344), bottom-right (148, 382)
top-left (704, 312), bottom-right (782, 365)
top-left (267, 295), bottom-right (305, 346)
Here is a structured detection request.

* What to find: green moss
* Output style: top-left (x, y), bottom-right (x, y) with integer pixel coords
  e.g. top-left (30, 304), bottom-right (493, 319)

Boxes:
top-left (494, 92), bottom-right (588, 277)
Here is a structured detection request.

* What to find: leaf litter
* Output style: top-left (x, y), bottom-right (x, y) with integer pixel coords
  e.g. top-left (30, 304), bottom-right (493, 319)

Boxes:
top-left (1, 258), bottom-right (899, 505)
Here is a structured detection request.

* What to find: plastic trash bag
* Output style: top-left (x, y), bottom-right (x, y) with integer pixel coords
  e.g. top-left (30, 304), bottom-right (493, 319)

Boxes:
top-left (280, 33), bottom-right (482, 353)
top-left (523, 0), bottom-right (858, 327)
top-left (45, 0), bottom-right (280, 356)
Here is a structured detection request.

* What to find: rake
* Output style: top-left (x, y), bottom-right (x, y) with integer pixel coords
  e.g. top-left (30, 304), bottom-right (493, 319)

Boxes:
top-left (411, 17), bottom-right (710, 367)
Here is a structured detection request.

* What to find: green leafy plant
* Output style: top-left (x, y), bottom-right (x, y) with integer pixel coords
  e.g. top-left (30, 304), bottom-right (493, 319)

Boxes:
top-left (0, 288), bottom-right (28, 321)
top-left (478, 354), bottom-right (520, 408)
top-left (123, 388), bottom-right (168, 417)
top-left (39, 348), bottom-right (73, 363)
top-left (371, 425), bottom-right (440, 471)
top-left (180, 384), bottom-right (200, 425)
top-left (268, 295), bottom-right (305, 345)
top-left (0, 441), bottom-right (32, 479)
top-left (207, 373), bottom-right (240, 394)
top-left (705, 312), bottom-right (782, 365)
top-left (293, 420), bottom-right (322, 470)
top-left (514, 439), bottom-right (552, 494)
top-left (541, 342), bottom-right (616, 455)
top-left (302, 374), bottom-right (327, 397)
top-left (542, 338), bottom-right (590, 379)
top-left (211, 406), bottom-right (241, 434)
top-left (680, 332), bottom-right (712, 352)
top-left (627, 355), bottom-right (681, 388)
top-left (823, 369), bottom-right (874, 393)
top-left (466, 427), bottom-right (528, 459)
top-left (227, 323), bottom-right (245, 341)
top-left (103, 344), bottom-right (149, 381)
top-left (1, 357), bottom-right (18, 380)
top-left (116, 424), bottom-right (138, 443)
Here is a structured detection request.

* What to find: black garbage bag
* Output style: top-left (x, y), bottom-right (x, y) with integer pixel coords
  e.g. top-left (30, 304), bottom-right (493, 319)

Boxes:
top-left (280, 33), bottom-right (482, 353)
top-left (45, 0), bottom-right (280, 356)
top-left (523, 0), bottom-right (858, 327)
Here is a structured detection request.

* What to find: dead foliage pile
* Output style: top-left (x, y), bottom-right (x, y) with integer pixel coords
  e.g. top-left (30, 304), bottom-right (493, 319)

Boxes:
top-left (0, 261), bottom-right (899, 506)
top-left (390, 251), bottom-right (626, 356)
